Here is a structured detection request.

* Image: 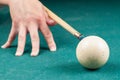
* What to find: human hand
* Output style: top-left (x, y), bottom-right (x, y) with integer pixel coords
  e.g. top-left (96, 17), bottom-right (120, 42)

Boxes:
top-left (1, 0), bottom-right (57, 56)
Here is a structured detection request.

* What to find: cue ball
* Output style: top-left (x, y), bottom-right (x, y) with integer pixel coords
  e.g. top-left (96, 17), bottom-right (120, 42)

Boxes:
top-left (76, 36), bottom-right (109, 69)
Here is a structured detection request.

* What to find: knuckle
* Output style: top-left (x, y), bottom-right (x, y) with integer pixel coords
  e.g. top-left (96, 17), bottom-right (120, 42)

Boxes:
top-left (18, 46), bottom-right (23, 50)
top-left (9, 35), bottom-right (14, 40)
top-left (19, 34), bottom-right (25, 40)
top-left (17, 46), bottom-right (23, 52)
top-left (25, 14), bottom-right (35, 22)
top-left (38, 18), bottom-right (44, 23)
top-left (39, 12), bottom-right (44, 18)
top-left (26, 18), bottom-right (33, 23)
top-left (31, 34), bottom-right (39, 41)
top-left (32, 47), bottom-right (39, 52)
top-left (12, 19), bottom-right (19, 24)
top-left (25, 13), bottom-right (44, 22)
top-left (44, 31), bottom-right (52, 39)
top-left (6, 41), bottom-right (11, 46)
top-left (48, 39), bottom-right (53, 45)
top-left (38, 18), bottom-right (42, 23)
top-left (26, 14), bottom-right (32, 19)
top-left (12, 16), bottom-right (23, 23)
top-left (38, 15), bottom-right (46, 22)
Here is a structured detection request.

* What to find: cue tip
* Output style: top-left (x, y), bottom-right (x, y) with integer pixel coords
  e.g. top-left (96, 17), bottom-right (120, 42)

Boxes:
top-left (78, 35), bottom-right (85, 41)
top-left (74, 32), bottom-right (85, 40)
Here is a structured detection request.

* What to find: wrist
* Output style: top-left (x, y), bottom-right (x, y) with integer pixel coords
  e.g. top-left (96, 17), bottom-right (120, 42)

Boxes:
top-left (0, 0), bottom-right (9, 5)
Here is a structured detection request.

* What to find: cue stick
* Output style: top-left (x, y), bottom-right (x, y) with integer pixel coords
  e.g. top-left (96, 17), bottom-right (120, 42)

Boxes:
top-left (44, 6), bottom-right (84, 40)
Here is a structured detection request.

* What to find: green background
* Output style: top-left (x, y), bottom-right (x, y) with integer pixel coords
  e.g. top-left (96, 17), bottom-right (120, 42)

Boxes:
top-left (0, 0), bottom-right (120, 80)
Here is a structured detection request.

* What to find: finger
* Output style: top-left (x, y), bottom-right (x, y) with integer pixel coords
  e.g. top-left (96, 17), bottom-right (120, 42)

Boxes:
top-left (47, 17), bottom-right (57, 26)
top-left (15, 23), bottom-right (27, 56)
top-left (1, 22), bottom-right (17, 48)
top-left (39, 18), bottom-right (56, 51)
top-left (28, 21), bottom-right (40, 56)
top-left (44, 11), bottom-right (57, 26)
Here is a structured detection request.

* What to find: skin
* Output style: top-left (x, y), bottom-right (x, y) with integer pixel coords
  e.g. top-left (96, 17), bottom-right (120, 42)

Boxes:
top-left (0, 0), bottom-right (57, 56)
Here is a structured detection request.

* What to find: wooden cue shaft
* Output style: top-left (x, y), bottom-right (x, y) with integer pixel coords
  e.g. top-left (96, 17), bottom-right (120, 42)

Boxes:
top-left (44, 6), bottom-right (82, 39)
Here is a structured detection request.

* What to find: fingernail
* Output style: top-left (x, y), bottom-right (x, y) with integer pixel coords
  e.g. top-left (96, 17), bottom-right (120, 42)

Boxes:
top-left (31, 49), bottom-right (39, 56)
top-left (31, 53), bottom-right (38, 57)
top-left (15, 52), bottom-right (23, 56)
top-left (1, 45), bottom-right (6, 49)
top-left (49, 20), bottom-right (54, 23)
top-left (50, 46), bottom-right (56, 52)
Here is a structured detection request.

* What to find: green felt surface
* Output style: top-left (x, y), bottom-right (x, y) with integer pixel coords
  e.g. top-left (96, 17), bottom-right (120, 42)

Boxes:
top-left (0, 0), bottom-right (120, 80)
